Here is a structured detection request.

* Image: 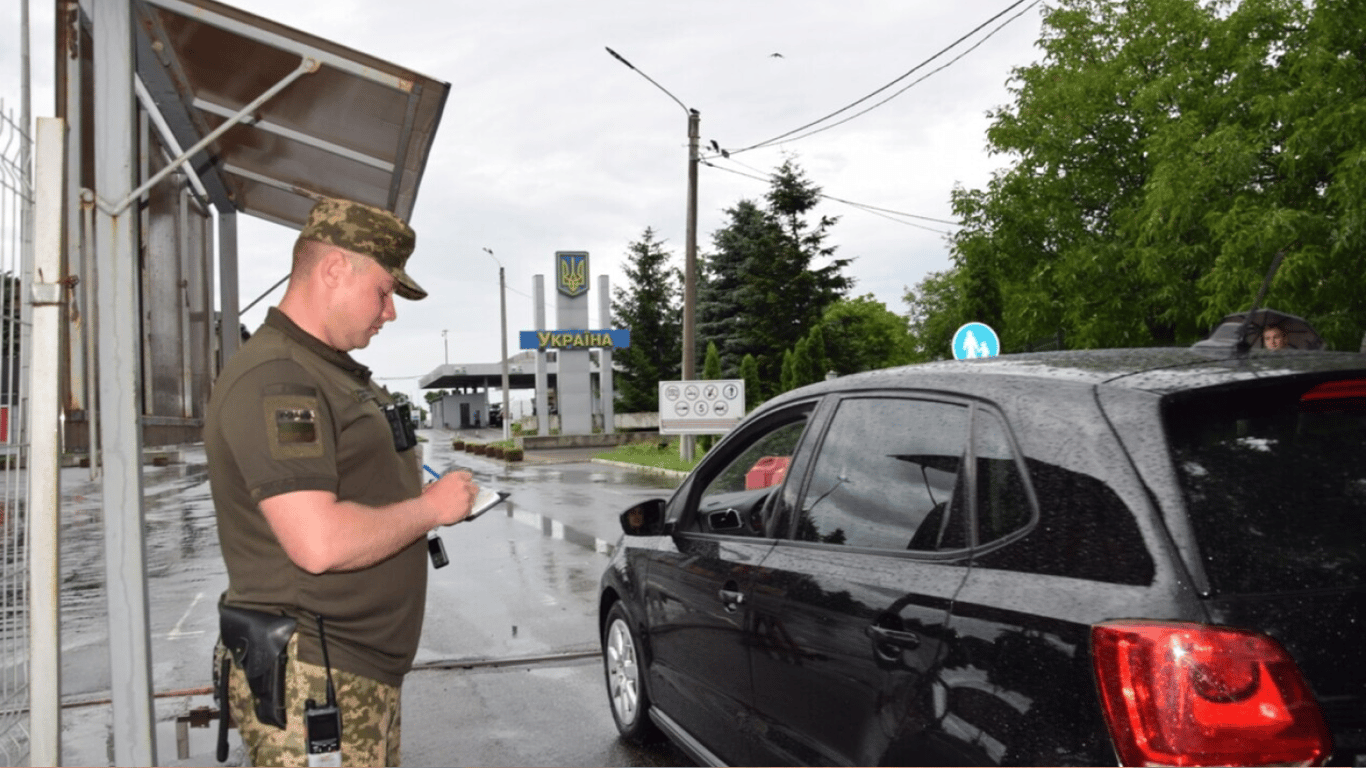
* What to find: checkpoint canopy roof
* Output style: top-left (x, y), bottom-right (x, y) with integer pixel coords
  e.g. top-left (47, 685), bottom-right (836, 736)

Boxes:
top-left (134, 0), bottom-right (450, 226)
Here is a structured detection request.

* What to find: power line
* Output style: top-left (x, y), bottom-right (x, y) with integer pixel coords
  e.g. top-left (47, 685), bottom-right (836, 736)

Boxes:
top-left (764, 1), bottom-right (1042, 149)
top-left (701, 159), bottom-right (959, 234)
top-left (728, 0), bottom-right (1037, 156)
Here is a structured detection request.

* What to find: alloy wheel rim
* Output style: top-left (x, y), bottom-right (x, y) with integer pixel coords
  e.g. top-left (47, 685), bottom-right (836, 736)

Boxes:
top-left (606, 618), bottom-right (640, 724)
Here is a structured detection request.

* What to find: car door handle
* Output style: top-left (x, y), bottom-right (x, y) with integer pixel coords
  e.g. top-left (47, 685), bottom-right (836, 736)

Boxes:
top-left (868, 625), bottom-right (920, 650)
top-left (718, 588), bottom-right (746, 613)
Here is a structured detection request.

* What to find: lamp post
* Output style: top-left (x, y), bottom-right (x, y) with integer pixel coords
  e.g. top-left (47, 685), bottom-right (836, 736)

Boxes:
top-left (441, 329), bottom-right (449, 365)
top-left (483, 247), bottom-right (512, 442)
top-left (606, 47), bottom-right (700, 460)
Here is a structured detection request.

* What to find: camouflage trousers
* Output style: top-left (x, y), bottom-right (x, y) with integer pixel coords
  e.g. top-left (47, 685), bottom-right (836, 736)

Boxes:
top-left (217, 634), bottom-right (403, 767)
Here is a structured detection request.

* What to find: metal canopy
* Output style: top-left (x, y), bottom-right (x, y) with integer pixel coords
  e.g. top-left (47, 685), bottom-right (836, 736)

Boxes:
top-left (420, 360), bottom-right (563, 392)
top-left (133, 0), bottom-right (449, 225)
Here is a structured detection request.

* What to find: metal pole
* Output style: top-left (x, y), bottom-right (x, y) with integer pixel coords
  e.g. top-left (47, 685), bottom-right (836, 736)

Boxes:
top-left (604, 49), bottom-right (700, 460)
top-left (18, 0), bottom-right (33, 450)
top-left (680, 109), bottom-right (699, 461)
top-left (499, 266), bottom-right (511, 442)
top-left (598, 274), bottom-right (615, 436)
top-left (29, 115), bottom-right (65, 768)
top-left (533, 275), bottom-right (549, 435)
top-left (92, 0), bottom-right (158, 760)
top-left (218, 211), bottom-right (240, 365)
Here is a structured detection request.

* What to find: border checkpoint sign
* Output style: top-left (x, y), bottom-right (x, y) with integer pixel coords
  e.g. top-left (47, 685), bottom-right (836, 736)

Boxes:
top-left (658, 380), bottom-right (745, 435)
top-left (952, 322), bottom-right (1001, 360)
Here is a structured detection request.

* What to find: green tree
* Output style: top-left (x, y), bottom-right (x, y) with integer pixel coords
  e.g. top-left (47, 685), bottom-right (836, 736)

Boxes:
top-left (779, 348), bottom-right (795, 394)
top-left (790, 337), bottom-right (814, 389)
top-left (943, 0), bottom-right (1366, 351)
top-left (739, 353), bottom-right (761, 410)
top-left (698, 159), bottom-right (854, 380)
top-left (698, 341), bottom-right (723, 452)
top-left (821, 294), bottom-right (918, 371)
top-left (612, 228), bottom-right (682, 412)
top-left (702, 340), bottom-right (721, 380)
top-left (805, 325), bottom-right (829, 383)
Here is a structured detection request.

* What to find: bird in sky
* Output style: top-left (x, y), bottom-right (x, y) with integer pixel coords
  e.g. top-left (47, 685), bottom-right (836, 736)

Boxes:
top-left (770, 52), bottom-right (784, 58)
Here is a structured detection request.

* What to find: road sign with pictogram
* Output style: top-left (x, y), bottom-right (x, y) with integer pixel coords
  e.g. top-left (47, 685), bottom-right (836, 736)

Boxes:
top-left (658, 379), bottom-right (745, 435)
top-left (952, 321), bottom-right (1000, 360)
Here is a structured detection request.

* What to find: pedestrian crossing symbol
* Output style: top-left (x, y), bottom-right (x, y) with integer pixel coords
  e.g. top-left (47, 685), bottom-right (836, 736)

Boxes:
top-left (952, 322), bottom-right (1000, 360)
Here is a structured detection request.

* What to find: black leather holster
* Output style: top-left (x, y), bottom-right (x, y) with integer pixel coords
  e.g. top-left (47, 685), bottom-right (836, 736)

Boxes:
top-left (218, 602), bottom-right (297, 730)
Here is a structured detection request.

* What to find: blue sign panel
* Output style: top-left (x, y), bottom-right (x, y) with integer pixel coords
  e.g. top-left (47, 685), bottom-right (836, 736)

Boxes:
top-left (952, 322), bottom-right (1000, 360)
top-left (520, 328), bottom-right (631, 350)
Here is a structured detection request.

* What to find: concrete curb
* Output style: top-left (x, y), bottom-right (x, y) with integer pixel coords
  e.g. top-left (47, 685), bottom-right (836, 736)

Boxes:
top-left (590, 458), bottom-right (690, 480)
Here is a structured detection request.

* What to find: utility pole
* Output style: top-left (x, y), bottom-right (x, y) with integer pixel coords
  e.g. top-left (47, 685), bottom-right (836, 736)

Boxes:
top-left (484, 248), bottom-right (511, 442)
top-left (606, 47), bottom-right (700, 460)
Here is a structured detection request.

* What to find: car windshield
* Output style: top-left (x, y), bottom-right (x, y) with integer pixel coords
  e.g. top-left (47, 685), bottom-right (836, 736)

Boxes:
top-left (1165, 377), bottom-right (1366, 595)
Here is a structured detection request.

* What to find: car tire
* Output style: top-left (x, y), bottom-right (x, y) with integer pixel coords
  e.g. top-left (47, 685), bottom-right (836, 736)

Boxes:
top-left (602, 601), bottom-right (662, 744)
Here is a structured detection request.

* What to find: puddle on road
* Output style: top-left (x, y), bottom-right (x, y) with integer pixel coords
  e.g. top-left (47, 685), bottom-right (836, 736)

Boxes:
top-left (59, 454), bottom-right (223, 640)
top-left (506, 504), bottom-right (617, 556)
top-left (426, 440), bottom-right (680, 560)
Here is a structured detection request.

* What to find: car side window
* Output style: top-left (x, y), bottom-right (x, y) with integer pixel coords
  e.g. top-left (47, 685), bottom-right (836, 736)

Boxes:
top-left (972, 458), bottom-right (1155, 585)
top-left (796, 397), bottom-right (969, 551)
top-left (686, 407), bottom-right (813, 536)
top-left (974, 409), bottom-right (1033, 545)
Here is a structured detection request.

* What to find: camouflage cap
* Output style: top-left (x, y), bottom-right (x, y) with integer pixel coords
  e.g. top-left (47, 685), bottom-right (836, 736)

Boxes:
top-left (298, 197), bottom-right (427, 300)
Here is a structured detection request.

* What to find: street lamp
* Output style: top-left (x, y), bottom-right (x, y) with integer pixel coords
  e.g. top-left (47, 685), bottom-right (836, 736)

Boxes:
top-left (606, 47), bottom-right (700, 460)
top-left (483, 247), bottom-right (512, 442)
top-left (442, 329), bottom-right (449, 365)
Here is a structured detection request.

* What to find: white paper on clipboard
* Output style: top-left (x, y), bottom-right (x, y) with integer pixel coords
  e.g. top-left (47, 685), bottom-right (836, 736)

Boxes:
top-left (465, 489), bottom-right (512, 522)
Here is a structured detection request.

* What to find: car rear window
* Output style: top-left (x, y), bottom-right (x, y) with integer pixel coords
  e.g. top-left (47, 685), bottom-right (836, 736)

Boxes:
top-left (1165, 377), bottom-right (1366, 594)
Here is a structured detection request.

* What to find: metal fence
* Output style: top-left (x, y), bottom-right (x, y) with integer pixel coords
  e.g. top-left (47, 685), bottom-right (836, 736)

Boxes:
top-left (0, 101), bottom-right (33, 767)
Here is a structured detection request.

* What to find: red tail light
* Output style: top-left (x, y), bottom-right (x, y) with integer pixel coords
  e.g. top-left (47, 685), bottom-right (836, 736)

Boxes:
top-left (1091, 621), bottom-right (1332, 766)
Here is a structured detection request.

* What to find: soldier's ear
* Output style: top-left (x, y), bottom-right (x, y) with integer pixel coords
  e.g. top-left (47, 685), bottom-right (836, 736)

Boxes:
top-left (318, 247), bottom-right (351, 289)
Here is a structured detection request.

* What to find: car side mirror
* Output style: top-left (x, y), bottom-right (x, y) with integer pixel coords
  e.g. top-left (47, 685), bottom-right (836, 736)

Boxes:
top-left (620, 498), bottom-right (669, 536)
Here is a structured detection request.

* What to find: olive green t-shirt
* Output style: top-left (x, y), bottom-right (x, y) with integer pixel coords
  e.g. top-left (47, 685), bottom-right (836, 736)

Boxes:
top-left (205, 307), bottom-right (425, 686)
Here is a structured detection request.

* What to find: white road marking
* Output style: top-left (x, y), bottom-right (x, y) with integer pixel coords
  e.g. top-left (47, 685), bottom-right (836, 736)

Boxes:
top-left (168, 591), bottom-right (206, 640)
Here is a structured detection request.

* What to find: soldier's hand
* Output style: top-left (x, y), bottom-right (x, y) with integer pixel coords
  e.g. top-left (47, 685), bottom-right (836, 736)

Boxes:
top-left (422, 470), bottom-right (478, 526)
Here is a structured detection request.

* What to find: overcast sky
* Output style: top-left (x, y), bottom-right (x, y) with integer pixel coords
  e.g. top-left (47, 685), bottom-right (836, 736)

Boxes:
top-left (2, 0), bottom-right (1045, 406)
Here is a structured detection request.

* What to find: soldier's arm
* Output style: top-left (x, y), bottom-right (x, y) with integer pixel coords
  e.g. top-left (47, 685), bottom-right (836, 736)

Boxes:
top-left (259, 471), bottom-right (477, 573)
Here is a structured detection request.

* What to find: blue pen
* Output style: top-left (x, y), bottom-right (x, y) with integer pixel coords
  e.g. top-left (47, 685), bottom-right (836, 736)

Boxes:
top-left (422, 464), bottom-right (441, 481)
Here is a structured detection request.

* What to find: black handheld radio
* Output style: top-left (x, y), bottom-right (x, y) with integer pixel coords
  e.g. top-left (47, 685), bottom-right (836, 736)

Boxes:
top-left (305, 615), bottom-right (342, 767)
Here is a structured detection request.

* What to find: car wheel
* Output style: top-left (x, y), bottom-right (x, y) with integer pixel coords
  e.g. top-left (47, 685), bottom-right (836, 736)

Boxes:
top-left (603, 601), bottom-right (661, 743)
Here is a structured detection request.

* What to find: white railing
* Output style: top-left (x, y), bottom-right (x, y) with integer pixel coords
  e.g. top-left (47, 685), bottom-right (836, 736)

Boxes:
top-left (0, 101), bottom-right (33, 767)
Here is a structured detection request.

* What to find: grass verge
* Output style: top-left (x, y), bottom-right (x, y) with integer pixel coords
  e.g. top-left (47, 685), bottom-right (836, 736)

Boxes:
top-left (595, 440), bottom-right (701, 473)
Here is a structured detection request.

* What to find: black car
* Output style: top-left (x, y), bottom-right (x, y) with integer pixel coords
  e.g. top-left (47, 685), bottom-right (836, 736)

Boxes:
top-left (598, 347), bottom-right (1364, 766)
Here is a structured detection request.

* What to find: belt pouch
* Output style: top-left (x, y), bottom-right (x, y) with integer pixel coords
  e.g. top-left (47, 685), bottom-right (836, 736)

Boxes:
top-left (219, 603), bottom-right (297, 729)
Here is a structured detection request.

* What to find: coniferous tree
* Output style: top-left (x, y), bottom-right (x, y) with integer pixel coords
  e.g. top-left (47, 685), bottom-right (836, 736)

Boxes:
top-left (805, 325), bottom-right (829, 384)
top-left (791, 337), bottom-right (813, 389)
top-left (611, 228), bottom-right (682, 412)
top-left (698, 341), bottom-right (723, 452)
top-left (698, 159), bottom-right (853, 382)
top-left (739, 353), bottom-right (761, 410)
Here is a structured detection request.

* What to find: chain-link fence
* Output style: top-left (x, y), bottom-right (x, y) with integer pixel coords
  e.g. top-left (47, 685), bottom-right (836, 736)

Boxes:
top-left (0, 101), bottom-right (33, 767)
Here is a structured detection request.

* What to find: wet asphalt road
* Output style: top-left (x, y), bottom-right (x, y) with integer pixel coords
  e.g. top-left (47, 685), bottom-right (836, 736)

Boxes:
top-left (51, 429), bottom-right (691, 766)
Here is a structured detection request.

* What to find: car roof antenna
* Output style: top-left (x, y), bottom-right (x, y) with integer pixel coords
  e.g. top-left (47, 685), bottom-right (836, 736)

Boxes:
top-left (1233, 245), bottom-right (1291, 354)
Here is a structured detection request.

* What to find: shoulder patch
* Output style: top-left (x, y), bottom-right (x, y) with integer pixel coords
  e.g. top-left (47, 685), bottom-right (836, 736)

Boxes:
top-left (263, 393), bottom-right (325, 460)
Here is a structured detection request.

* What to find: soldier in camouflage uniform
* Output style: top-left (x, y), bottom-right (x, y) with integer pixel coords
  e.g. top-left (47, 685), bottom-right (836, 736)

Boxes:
top-left (206, 196), bottom-right (478, 766)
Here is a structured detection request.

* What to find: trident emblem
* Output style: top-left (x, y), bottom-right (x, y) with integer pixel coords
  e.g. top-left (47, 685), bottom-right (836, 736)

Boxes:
top-left (557, 252), bottom-right (588, 297)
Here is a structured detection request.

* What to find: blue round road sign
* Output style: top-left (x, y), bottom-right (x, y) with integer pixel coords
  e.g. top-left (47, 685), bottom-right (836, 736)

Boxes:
top-left (952, 322), bottom-right (1000, 360)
